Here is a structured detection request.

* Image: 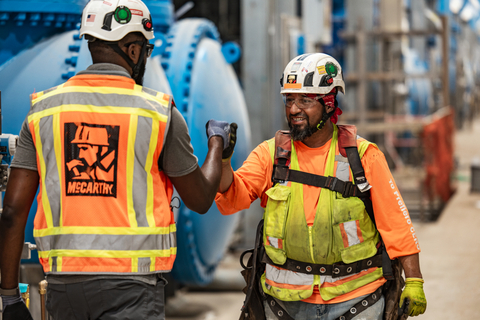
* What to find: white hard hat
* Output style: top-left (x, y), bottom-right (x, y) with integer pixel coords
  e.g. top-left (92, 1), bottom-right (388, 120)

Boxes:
top-left (280, 53), bottom-right (345, 95)
top-left (80, 0), bottom-right (154, 42)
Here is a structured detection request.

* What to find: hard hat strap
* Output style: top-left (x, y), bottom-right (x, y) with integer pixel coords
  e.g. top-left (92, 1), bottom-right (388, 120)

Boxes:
top-left (105, 41), bottom-right (147, 80)
top-left (316, 110), bottom-right (333, 131)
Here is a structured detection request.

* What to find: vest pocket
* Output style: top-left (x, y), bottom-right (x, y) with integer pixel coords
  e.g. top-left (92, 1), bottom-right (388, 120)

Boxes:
top-left (340, 237), bottom-right (378, 264)
top-left (264, 185), bottom-right (291, 265)
top-left (333, 217), bottom-right (378, 264)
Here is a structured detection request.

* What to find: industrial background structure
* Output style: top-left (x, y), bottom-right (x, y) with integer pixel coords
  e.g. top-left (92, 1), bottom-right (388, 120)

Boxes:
top-left (1, 0), bottom-right (480, 319)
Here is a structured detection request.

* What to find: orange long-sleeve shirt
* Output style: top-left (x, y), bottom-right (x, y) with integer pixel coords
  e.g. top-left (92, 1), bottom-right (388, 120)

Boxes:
top-left (215, 137), bottom-right (420, 304)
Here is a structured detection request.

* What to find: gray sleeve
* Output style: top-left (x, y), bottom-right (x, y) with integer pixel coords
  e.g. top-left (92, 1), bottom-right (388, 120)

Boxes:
top-left (161, 107), bottom-right (199, 177)
top-left (10, 119), bottom-right (38, 171)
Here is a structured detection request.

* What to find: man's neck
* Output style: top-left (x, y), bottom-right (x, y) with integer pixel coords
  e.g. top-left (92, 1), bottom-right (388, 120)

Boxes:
top-left (301, 121), bottom-right (334, 148)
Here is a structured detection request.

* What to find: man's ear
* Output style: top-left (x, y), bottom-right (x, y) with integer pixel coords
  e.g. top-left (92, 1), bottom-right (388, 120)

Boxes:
top-left (126, 43), bottom-right (140, 64)
top-left (325, 104), bottom-right (335, 114)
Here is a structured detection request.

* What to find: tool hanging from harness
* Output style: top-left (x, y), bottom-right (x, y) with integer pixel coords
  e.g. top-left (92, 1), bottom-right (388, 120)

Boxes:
top-left (239, 125), bottom-right (406, 320)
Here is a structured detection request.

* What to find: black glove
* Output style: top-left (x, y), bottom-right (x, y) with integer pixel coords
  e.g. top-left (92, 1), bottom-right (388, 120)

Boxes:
top-left (205, 119), bottom-right (231, 149)
top-left (222, 122), bottom-right (237, 160)
top-left (3, 301), bottom-right (33, 320)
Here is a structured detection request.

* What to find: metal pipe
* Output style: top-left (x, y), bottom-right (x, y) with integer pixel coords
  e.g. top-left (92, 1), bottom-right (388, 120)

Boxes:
top-left (39, 280), bottom-right (48, 320)
top-left (440, 15), bottom-right (450, 107)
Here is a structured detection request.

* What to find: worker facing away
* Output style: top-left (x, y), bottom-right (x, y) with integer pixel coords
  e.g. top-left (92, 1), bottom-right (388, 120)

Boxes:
top-left (216, 53), bottom-right (427, 320)
top-left (0, 0), bottom-right (236, 319)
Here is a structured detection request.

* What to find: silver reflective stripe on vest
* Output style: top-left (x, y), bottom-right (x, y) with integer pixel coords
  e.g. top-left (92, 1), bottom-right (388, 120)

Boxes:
top-left (265, 263), bottom-right (314, 286)
top-left (51, 257), bottom-right (58, 272)
top-left (138, 257), bottom-right (152, 273)
top-left (39, 116), bottom-right (62, 227)
top-left (37, 232), bottom-right (176, 252)
top-left (133, 116), bottom-right (153, 227)
top-left (268, 236), bottom-right (282, 249)
top-left (30, 92), bottom-right (169, 116)
top-left (335, 154), bottom-right (350, 182)
top-left (342, 220), bottom-right (361, 246)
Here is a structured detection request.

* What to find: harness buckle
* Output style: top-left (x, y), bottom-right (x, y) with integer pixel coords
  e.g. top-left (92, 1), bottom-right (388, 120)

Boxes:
top-left (272, 164), bottom-right (289, 184)
top-left (325, 176), bottom-right (338, 190)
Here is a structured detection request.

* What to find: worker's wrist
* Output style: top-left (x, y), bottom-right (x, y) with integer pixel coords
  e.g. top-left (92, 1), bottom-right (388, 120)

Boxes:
top-left (222, 151), bottom-right (234, 162)
top-left (0, 286), bottom-right (19, 296)
top-left (405, 277), bottom-right (424, 283)
top-left (1, 293), bottom-right (23, 308)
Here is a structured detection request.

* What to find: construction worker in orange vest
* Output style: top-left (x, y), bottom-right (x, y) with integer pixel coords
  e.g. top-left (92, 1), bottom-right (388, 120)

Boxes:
top-left (0, 1), bottom-right (236, 319)
top-left (216, 53), bottom-right (426, 320)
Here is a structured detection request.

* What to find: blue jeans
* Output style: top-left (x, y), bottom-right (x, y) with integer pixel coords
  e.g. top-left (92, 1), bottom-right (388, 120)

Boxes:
top-left (264, 294), bottom-right (385, 320)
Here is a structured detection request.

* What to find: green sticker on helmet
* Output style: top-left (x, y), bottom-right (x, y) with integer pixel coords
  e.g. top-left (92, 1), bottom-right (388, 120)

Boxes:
top-left (114, 6), bottom-right (132, 24)
top-left (325, 62), bottom-right (338, 77)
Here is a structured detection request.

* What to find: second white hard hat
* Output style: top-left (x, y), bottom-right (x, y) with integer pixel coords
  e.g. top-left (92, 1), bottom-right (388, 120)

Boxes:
top-left (280, 53), bottom-right (345, 95)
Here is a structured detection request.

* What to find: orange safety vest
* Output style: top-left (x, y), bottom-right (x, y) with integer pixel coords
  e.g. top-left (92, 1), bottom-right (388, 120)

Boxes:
top-left (29, 73), bottom-right (176, 275)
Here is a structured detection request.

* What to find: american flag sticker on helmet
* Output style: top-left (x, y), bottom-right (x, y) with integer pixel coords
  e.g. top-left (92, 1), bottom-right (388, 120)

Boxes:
top-left (86, 14), bottom-right (96, 23)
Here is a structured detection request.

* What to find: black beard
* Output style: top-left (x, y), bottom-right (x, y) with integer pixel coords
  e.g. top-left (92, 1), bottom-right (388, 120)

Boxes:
top-left (134, 61), bottom-right (146, 85)
top-left (288, 114), bottom-right (317, 141)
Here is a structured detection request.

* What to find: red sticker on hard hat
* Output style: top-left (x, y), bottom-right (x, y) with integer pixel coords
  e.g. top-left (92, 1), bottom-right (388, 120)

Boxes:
top-left (64, 123), bottom-right (119, 198)
top-left (131, 9), bottom-right (143, 16)
top-left (103, 1), bottom-right (112, 6)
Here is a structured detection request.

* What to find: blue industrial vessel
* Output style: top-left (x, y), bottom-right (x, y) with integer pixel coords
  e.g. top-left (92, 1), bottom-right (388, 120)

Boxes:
top-left (0, 0), bottom-right (251, 287)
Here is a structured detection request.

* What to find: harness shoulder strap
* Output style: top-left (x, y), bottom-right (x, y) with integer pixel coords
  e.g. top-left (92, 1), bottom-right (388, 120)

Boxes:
top-left (270, 130), bottom-right (292, 183)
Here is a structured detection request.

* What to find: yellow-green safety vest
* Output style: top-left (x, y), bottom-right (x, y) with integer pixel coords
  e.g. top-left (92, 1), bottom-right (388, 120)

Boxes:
top-left (261, 124), bottom-right (383, 301)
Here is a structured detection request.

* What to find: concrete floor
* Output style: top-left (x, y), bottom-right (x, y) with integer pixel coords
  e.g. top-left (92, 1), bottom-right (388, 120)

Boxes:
top-left (165, 117), bottom-right (480, 320)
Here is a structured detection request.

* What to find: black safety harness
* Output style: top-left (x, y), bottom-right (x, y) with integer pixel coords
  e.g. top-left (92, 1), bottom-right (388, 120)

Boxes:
top-left (240, 125), bottom-right (394, 320)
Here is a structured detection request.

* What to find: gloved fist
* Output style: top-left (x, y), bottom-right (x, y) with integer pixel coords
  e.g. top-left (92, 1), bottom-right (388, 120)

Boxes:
top-left (222, 122), bottom-right (237, 160)
top-left (399, 278), bottom-right (427, 317)
top-left (205, 119), bottom-right (230, 150)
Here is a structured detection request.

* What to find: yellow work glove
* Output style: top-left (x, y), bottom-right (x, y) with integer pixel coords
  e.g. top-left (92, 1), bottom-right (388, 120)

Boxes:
top-left (399, 278), bottom-right (427, 317)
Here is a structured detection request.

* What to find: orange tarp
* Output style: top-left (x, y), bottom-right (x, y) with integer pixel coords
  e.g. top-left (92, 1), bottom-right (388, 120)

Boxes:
top-left (421, 108), bottom-right (455, 202)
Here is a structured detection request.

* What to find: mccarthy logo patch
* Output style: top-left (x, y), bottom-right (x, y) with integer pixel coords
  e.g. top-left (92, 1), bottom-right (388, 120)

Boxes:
top-left (64, 123), bottom-right (119, 197)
